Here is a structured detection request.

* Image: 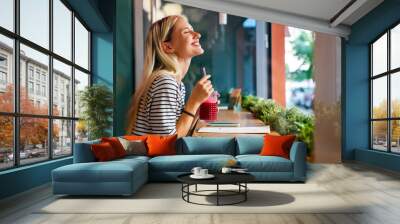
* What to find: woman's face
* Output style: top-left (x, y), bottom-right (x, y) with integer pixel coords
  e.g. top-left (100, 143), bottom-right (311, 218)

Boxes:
top-left (164, 17), bottom-right (204, 59)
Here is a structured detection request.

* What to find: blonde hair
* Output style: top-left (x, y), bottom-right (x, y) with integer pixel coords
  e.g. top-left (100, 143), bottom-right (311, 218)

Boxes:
top-left (126, 15), bottom-right (183, 134)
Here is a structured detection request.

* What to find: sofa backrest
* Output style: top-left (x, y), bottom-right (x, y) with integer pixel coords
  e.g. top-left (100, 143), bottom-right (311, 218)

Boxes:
top-left (73, 139), bottom-right (100, 163)
top-left (235, 136), bottom-right (264, 155)
top-left (73, 136), bottom-right (266, 162)
top-left (177, 137), bottom-right (236, 155)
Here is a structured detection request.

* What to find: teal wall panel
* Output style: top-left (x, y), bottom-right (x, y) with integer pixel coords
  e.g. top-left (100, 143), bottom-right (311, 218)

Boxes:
top-left (344, 0), bottom-right (400, 171)
top-left (343, 44), bottom-right (369, 160)
top-left (92, 32), bottom-right (114, 135)
top-left (114, 0), bottom-right (134, 136)
top-left (0, 158), bottom-right (72, 199)
top-left (92, 32), bottom-right (113, 88)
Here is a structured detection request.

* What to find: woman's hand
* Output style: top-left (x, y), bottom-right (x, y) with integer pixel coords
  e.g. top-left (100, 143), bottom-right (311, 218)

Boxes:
top-left (187, 75), bottom-right (214, 110)
top-left (176, 74), bottom-right (213, 138)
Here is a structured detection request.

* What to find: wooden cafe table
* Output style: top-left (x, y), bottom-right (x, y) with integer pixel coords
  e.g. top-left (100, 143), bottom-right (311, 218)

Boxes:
top-left (191, 108), bottom-right (270, 137)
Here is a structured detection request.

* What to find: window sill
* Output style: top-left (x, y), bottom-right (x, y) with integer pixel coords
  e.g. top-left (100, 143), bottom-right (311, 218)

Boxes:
top-left (0, 156), bottom-right (72, 175)
top-left (355, 148), bottom-right (400, 173)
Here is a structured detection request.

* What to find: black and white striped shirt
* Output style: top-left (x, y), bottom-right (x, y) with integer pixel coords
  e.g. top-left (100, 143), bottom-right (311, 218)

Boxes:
top-left (132, 74), bottom-right (186, 136)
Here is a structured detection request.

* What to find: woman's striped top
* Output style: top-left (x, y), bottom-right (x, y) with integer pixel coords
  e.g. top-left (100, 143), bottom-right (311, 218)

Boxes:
top-left (132, 74), bottom-right (186, 136)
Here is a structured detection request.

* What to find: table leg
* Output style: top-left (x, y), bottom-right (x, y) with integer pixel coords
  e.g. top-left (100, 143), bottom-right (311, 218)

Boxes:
top-left (187, 184), bottom-right (190, 202)
top-left (245, 183), bottom-right (247, 201)
top-left (195, 184), bottom-right (197, 192)
top-left (217, 184), bottom-right (219, 206)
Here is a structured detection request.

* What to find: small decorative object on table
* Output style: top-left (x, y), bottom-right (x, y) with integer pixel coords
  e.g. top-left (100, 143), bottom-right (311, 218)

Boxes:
top-left (221, 167), bottom-right (248, 174)
top-left (221, 159), bottom-right (239, 173)
top-left (221, 167), bottom-right (232, 173)
top-left (190, 167), bottom-right (214, 179)
top-left (228, 88), bottom-right (241, 111)
top-left (221, 159), bottom-right (248, 173)
top-left (226, 159), bottom-right (238, 167)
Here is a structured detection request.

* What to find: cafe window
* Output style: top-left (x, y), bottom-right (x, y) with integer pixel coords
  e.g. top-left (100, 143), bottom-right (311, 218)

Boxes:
top-left (0, 0), bottom-right (91, 171)
top-left (370, 23), bottom-right (400, 154)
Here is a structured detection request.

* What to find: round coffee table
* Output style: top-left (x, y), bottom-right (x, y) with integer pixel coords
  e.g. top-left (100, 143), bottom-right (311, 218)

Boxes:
top-left (177, 173), bottom-right (255, 206)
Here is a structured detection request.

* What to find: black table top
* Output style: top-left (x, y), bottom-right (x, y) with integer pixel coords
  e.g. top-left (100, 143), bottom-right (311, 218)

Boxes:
top-left (177, 172), bottom-right (255, 185)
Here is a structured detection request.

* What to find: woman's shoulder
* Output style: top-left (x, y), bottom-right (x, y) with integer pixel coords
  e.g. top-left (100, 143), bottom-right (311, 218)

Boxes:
top-left (154, 73), bottom-right (177, 82)
top-left (151, 73), bottom-right (179, 89)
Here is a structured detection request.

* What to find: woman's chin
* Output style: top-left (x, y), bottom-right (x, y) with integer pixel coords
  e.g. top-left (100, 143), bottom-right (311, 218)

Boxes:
top-left (193, 48), bottom-right (204, 56)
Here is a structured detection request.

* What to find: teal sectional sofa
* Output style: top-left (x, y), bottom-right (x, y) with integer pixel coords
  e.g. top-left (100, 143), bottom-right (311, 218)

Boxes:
top-left (52, 136), bottom-right (307, 196)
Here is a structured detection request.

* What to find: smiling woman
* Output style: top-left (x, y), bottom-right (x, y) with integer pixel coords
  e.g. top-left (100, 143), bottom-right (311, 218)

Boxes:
top-left (126, 15), bottom-right (214, 137)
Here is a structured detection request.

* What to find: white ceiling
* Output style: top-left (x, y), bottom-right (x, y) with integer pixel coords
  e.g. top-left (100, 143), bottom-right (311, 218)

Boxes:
top-left (226, 0), bottom-right (353, 23)
top-left (167, 0), bottom-right (384, 37)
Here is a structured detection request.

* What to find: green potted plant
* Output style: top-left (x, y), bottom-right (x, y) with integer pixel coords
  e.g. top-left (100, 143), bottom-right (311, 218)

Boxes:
top-left (79, 84), bottom-right (113, 140)
top-left (242, 95), bottom-right (315, 158)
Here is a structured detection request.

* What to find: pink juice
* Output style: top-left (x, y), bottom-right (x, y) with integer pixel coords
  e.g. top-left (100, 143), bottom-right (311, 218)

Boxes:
top-left (199, 96), bottom-right (218, 121)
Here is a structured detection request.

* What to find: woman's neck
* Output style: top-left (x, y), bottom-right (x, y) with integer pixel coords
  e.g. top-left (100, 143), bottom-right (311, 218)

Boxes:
top-left (177, 57), bottom-right (191, 80)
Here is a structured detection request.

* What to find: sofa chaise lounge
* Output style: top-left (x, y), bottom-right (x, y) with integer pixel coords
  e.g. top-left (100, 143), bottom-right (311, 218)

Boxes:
top-left (52, 136), bottom-right (307, 196)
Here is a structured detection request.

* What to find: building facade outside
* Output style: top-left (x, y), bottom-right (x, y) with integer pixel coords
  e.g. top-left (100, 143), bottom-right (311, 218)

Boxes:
top-left (0, 41), bottom-right (79, 168)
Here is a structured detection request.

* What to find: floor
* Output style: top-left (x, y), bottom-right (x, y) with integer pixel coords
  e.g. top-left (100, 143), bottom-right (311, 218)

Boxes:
top-left (1, 162), bottom-right (400, 224)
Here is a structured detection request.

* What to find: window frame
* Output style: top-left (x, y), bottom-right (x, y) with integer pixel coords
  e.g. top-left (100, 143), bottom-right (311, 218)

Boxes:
top-left (0, 53), bottom-right (7, 68)
top-left (0, 70), bottom-right (7, 85)
top-left (0, 0), bottom-right (92, 171)
top-left (0, 53), bottom-right (8, 88)
top-left (370, 20), bottom-right (400, 154)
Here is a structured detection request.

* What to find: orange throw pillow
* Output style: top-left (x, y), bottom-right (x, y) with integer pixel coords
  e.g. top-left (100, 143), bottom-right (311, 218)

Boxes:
top-left (91, 142), bottom-right (117, 161)
top-left (260, 134), bottom-right (296, 159)
top-left (123, 135), bottom-right (148, 141)
top-left (101, 137), bottom-right (126, 158)
top-left (146, 135), bottom-right (177, 157)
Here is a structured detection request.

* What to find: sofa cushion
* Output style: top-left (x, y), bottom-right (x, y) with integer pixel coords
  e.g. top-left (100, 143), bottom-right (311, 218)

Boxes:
top-left (179, 137), bottom-right (236, 155)
top-left (147, 135), bottom-right (177, 157)
top-left (53, 158), bottom-right (147, 183)
top-left (118, 137), bottom-right (147, 156)
top-left (260, 134), bottom-right (296, 159)
top-left (236, 155), bottom-right (293, 172)
top-left (91, 142), bottom-right (118, 161)
top-left (101, 137), bottom-right (127, 158)
top-left (235, 136), bottom-right (263, 155)
top-left (149, 154), bottom-right (235, 172)
top-left (123, 135), bottom-right (148, 141)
